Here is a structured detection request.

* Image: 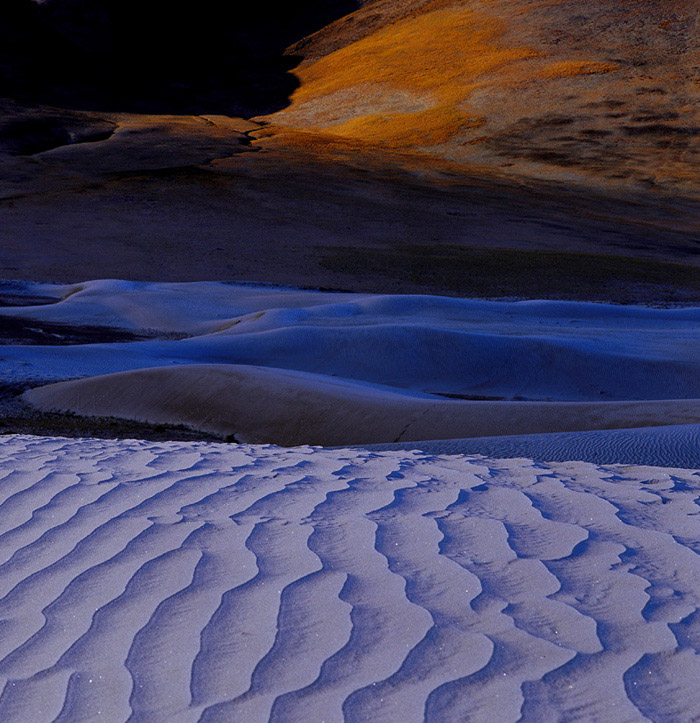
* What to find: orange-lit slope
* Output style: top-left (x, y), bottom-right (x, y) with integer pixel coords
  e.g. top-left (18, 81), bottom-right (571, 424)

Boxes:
top-left (267, 0), bottom-right (700, 192)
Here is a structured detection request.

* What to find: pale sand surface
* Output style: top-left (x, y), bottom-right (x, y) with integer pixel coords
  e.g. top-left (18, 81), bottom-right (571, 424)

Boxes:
top-left (22, 364), bottom-right (700, 447)
top-left (6, 280), bottom-right (700, 447)
top-left (4, 4), bottom-right (700, 718)
top-left (1, 435), bottom-right (700, 722)
top-left (6, 281), bottom-right (700, 402)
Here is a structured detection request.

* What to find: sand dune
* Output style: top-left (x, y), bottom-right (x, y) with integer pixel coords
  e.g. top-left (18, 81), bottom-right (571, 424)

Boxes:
top-left (366, 423), bottom-right (700, 468)
top-left (1, 435), bottom-right (700, 721)
top-left (7, 281), bottom-right (700, 402)
top-left (6, 280), bottom-right (700, 445)
top-left (22, 364), bottom-right (700, 447)
top-left (2, 2), bottom-right (698, 716)
top-left (0, 279), bottom-right (358, 335)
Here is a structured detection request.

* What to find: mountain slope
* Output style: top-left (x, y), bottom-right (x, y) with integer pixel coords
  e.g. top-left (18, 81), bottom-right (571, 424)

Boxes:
top-left (269, 0), bottom-right (700, 192)
top-left (1, 1), bottom-right (698, 287)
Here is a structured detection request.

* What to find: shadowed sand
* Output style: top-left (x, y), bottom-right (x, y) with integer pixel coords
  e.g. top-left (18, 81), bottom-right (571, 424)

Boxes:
top-left (6, 281), bottom-right (700, 447)
top-left (23, 364), bottom-right (700, 446)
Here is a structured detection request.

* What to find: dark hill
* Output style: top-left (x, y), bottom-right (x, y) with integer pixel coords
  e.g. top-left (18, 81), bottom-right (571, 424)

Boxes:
top-left (0, 0), bottom-right (359, 114)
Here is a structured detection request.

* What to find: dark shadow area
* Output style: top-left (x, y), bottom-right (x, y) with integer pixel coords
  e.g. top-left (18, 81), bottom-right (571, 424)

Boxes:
top-left (0, 115), bottom-right (116, 155)
top-left (320, 245), bottom-right (700, 304)
top-left (1, 0), bottom-right (359, 115)
top-left (0, 316), bottom-right (177, 345)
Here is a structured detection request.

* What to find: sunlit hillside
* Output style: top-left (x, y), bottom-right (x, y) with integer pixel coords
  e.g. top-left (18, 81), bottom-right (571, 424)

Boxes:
top-left (1, 0), bottom-right (699, 287)
top-left (267, 0), bottom-right (700, 191)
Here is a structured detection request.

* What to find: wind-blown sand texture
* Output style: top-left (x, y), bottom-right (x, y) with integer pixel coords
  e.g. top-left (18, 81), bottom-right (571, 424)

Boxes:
top-left (1, 435), bottom-right (700, 722)
top-left (2, 4), bottom-right (699, 719)
top-left (365, 424), bottom-right (700, 468)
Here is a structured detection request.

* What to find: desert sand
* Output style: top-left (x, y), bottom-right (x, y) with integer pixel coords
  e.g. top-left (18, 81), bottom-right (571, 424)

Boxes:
top-left (1, 435), bottom-right (700, 721)
top-left (367, 423), bottom-right (700, 468)
top-left (22, 364), bottom-right (700, 447)
top-left (2, 1), bottom-right (700, 719)
top-left (2, 279), bottom-right (700, 447)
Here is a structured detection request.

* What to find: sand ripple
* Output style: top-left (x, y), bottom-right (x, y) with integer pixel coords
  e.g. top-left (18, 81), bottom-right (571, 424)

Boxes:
top-left (0, 436), bottom-right (699, 720)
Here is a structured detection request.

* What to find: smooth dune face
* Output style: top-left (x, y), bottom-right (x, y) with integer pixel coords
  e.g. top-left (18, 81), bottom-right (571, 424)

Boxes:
top-left (22, 364), bottom-right (700, 446)
top-left (269, 0), bottom-right (700, 192)
top-left (9, 280), bottom-right (700, 446)
top-left (1, 435), bottom-right (700, 721)
top-left (7, 280), bottom-right (700, 399)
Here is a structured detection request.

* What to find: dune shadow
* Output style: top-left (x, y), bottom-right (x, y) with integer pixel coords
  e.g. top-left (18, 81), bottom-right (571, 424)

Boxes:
top-left (1, 0), bottom-right (359, 115)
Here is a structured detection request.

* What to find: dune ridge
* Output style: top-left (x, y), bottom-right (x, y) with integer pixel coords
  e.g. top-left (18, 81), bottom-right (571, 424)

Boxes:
top-left (5, 280), bottom-right (700, 446)
top-left (22, 364), bottom-right (700, 447)
top-left (1, 435), bottom-right (700, 721)
top-left (6, 282), bottom-right (700, 403)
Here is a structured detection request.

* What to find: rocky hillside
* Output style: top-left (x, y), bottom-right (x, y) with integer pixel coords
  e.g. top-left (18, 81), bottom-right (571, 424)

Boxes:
top-left (269, 0), bottom-right (700, 192)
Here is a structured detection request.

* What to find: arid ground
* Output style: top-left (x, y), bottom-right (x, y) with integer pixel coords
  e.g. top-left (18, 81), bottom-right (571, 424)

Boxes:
top-left (4, 5), bottom-right (700, 722)
top-left (1, 0), bottom-right (699, 300)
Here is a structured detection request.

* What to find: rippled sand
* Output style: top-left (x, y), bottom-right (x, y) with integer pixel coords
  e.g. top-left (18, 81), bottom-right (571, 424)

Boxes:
top-left (1, 435), bottom-right (700, 721)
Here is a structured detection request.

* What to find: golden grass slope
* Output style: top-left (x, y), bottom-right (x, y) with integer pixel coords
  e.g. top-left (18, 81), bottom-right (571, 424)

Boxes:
top-left (267, 0), bottom-right (700, 192)
top-left (287, 7), bottom-right (538, 146)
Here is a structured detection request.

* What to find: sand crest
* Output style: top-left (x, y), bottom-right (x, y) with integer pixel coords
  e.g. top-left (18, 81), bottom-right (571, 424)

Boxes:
top-left (23, 364), bottom-right (700, 446)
